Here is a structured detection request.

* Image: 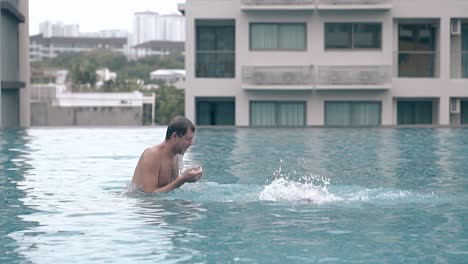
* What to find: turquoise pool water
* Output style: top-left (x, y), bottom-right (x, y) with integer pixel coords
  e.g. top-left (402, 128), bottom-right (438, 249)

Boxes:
top-left (1, 128), bottom-right (468, 263)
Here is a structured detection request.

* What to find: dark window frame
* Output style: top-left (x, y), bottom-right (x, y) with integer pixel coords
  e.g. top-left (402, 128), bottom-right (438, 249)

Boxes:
top-left (249, 22), bottom-right (307, 51)
top-left (397, 100), bottom-right (434, 125)
top-left (461, 100), bottom-right (468, 125)
top-left (324, 101), bottom-right (382, 127)
top-left (462, 23), bottom-right (468, 78)
top-left (249, 101), bottom-right (307, 127)
top-left (397, 23), bottom-right (438, 78)
top-left (195, 20), bottom-right (236, 78)
top-left (324, 22), bottom-right (382, 50)
top-left (195, 97), bottom-right (236, 126)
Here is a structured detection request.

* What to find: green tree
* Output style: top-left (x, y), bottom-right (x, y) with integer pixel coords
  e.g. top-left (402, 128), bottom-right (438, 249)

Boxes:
top-left (31, 49), bottom-right (185, 93)
top-left (154, 85), bottom-right (185, 125)
top-left (71, 62), bottom-right (97, 87)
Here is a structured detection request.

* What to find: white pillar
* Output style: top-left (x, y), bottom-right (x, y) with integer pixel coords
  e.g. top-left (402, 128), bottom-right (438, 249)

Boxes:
top-left (440, 17), bottom-right (451, 80)
top-left (439, 96), bottom-right (450, 126)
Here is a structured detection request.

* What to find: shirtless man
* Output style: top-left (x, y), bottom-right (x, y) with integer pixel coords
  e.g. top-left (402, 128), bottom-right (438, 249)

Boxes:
top-left (132, 116), bottom-right (203, 193)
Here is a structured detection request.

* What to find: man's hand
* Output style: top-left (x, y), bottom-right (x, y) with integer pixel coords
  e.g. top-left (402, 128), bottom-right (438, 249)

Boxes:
top-left (181, 166), bottom-right (203, 183)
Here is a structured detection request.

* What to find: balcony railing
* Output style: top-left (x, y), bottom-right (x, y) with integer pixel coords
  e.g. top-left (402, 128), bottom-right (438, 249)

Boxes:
top-left (394, 51), bottom-right (440, 78)
top-left (242, 66), bottom-right (314, 87)
top-left (241, 0), bottom-right (316, 10)
top-left (316, 0), bottom-right (392, 10)
top-left (316, 65), bottom-right (392, 88)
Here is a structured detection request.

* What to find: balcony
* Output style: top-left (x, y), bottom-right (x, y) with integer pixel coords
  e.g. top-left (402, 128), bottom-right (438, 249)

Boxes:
top-left (316, 65), bottom-right (392, 90)
top-left (241, 0), bottom-right (316, 11)
top-left (242, 66), bottom-right (314, 90)
top-left (316, 0), bottom-right (392, 11)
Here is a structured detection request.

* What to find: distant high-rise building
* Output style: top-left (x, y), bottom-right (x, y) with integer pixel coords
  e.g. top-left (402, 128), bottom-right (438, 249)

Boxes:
top-left (133, 11), bottom-right (159, 46)
top-left (63, 24), bottom-right (80, 37)
top-left (133, 12), bottom-right (185, 46)
top-left (39, 21), bottom-right (79, 37)
top-left (158, 14), bottom-right (185, 42)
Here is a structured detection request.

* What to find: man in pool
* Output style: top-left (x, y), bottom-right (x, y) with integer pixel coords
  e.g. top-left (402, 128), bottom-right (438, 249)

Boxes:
top-left (131, 116), bottom-right (203, 193)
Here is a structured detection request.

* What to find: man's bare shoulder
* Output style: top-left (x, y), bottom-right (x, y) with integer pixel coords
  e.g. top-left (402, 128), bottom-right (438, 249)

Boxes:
top-left (142, 144), bottom-right (164, 161)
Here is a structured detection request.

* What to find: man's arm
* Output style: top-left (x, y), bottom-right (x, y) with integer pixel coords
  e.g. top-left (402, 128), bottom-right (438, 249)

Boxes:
top-left (153, 167), bottom-right (203, 193)
top-left (152, 176), bottom-right (187, 193)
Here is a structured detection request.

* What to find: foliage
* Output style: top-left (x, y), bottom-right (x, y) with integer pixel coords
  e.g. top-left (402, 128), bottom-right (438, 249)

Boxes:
top-left (31, 49), bottom-right (184, 90)
top-left (31, 49), bottom-right (186, 122)
top-left (152, 85), bottom-right (185, 125)
top-left (70, 62), bottom-right (97, 87)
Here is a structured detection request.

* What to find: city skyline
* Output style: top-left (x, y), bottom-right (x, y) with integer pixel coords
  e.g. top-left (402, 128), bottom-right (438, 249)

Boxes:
top-left (29, 0), bottom-right (185, 35)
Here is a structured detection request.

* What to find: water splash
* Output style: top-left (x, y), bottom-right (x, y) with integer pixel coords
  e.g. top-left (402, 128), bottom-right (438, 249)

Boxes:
top-left (259, 177), bottom-right (340, 204)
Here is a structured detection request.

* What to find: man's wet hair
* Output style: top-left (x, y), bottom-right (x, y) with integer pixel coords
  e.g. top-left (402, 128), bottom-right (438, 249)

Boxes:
top-left (165, 116), bottom-right (195, 140)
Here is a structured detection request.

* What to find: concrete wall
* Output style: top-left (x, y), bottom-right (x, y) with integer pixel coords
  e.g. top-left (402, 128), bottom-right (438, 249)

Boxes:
top-left (19, 0), bottom-right (30, 127)
top-left (31, 103), bottom-right (144, 126)
top-left (0, 0), bottom-right (29, 128)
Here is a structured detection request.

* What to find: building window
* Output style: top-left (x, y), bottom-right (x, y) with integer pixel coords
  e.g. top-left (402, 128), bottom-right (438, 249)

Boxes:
top-left (196, 97), bottom-right (235, 126)
top-left (325, 102), bottom-right (381, 127)
top-left (462, 24), bottom-right (468, 78)
top-left (325, 23), bottom-right (381, 49)
top-left (250, 23), bottom-right (306, 50)
top-left (397, 101), bottom-right (433, 125)
top-left (398, 24), bottom-right (437, 78)
top-left (461, 101), bottom-right (468, 125)
top-left (250, 101), bottom-right (305, 127)
top-left (196, 19), bottom-right (235, 78)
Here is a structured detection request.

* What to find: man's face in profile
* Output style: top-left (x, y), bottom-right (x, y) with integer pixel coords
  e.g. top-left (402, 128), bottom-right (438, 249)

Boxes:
top-left (177, 130), bottom-right (194, 154)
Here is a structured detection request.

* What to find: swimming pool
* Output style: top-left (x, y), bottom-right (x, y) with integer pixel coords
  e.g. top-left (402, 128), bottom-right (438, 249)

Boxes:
top-left (1, 127), bottom-right (467, 263)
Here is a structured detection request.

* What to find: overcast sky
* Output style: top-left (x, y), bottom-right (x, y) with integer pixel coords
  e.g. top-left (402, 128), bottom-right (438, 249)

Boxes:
top-left (29, 0), bottom-right (185, 35)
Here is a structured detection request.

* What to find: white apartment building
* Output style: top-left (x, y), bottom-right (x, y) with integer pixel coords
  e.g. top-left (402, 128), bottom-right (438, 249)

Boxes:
top-left (157, 14), bottom-right (185, 41)
top-left (133, 11), bottom-right (159, 45)
top-left (181, 0), bottom-right (468, 127)
top-left (39, 21), bottom-right (80, 37)
top-left (133, 11), bottom-right (185, 45)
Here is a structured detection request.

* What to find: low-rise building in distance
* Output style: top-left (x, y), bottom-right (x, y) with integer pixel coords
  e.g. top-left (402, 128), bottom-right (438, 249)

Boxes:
top-left (30, 84), bottom-right (155, 126)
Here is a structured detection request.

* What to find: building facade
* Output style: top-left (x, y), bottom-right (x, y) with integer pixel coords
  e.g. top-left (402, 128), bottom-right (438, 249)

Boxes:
top-left (133, 11), bottom-right (185, 46)
top-left (133, 11), bottom-right (159, 46)
top-left (157, 14), bottom-right (185, 42)
top-left (182, 0), bottom-right (468, 127)
top-left (29, 34), bottom-right (128, 62)
top-left (1, 0), bottom-right (29, 128)
top-left (39, 21), bottom-right (80, 37)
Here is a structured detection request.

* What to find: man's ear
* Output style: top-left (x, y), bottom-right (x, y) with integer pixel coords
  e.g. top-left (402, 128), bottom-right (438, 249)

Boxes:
top-left (171, 132), bottom-right (177, 139)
